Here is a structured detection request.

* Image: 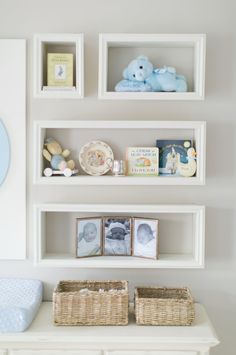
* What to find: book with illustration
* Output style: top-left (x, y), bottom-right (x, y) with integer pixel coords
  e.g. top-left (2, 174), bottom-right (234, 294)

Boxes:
top-left (126, 147), bottom-right (159, 176)
top-left (156, 139), bottom-right (192, 175)
top-left (47, 53), bottom-right (73, 87)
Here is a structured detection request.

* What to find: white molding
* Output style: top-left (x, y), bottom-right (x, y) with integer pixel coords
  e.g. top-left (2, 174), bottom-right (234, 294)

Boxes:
top-left (34, 120), bottom-right (206, 186)
top-left (98, 33), bottom-right (206, 100)
top-left (33, 33), bottom-right (84, 99)
top-left (34, 204), bottom-right (205, 269)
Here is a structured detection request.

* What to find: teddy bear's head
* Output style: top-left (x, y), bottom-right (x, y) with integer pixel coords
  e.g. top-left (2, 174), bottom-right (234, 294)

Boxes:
top-left (123, 56), bottom-right (153, 82)
top-left (45, 137), bottom-right (62, 155)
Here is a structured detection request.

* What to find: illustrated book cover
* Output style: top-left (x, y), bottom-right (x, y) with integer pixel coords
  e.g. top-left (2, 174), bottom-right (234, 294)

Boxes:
top-left (156, 139), bottom-right (192, 175)
top-left (47, 53), bottom-right (73, 87)
top-left (126, 147), bottom-right (159, 176)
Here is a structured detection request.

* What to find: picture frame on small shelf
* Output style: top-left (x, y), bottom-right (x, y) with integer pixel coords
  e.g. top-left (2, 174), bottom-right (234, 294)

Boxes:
top-left (76, 217), bottom-right (103, 258)
top-left (103, 217), bottom-right (132, 256)
top-left (132, 218), bottom-right (159, 259)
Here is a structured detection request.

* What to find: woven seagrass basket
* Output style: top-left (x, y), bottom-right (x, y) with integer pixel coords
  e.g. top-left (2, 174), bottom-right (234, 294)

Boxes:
top-left (135, 287), bottom-right (195, 326)
top-left (53, 280), bottom-right (129, 326)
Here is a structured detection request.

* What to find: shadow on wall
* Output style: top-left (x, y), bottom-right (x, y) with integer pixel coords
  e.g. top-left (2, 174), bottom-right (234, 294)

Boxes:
top-left (205, 206), bottom-right (235, 268)
top-left (205, 33), bottom-right (235, 100)
top-left (206, 120), bottom-right (235, 182)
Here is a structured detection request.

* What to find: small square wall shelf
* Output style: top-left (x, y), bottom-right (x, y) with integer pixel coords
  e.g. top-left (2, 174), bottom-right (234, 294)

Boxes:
top-left (99, 33), bottom-right (206, 100)
top-left (33, 33), bottom-right (84, 99)
top-left (34, 204), bottom-right (205, 268)
top-left (34, 120), bottom-right (206, 186)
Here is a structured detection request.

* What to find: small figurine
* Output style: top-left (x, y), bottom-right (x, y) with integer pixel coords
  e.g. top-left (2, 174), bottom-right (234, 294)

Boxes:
top-left (42, 137), bottom-right (78, 177)
top-left (178, 147), bottom-right (197, 177)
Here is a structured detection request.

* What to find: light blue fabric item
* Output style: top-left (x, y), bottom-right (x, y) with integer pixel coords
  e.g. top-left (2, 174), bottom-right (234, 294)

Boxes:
top-left (0, 119), bottom-right (10, 185)
top-left (0, 278), bottom-right (43, 332)
top-left (115, 56), bottom-right (187, 92)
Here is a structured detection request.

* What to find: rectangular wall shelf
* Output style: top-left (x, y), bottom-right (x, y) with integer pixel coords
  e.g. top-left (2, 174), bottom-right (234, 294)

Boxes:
top-left (34, 33), bottom-right (84, 99)
top-left (34, 204), bottom-right (205, 269)
top-left (34, 120), bottom-right (206, 186)
top-left (99, 33), bottom-right (206, 100)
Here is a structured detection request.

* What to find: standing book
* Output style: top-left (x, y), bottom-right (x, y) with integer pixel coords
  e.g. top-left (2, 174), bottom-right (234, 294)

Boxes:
top-left (156, 139), bottom-right (192, 175)
top-left (126, 147), bottom-right (159, 176)
top-left (47, 53), bottom-right (74, 87)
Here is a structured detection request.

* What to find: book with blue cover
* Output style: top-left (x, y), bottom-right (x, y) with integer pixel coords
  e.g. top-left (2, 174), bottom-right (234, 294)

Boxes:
top-left (156, 140), bottom-right (192, 176)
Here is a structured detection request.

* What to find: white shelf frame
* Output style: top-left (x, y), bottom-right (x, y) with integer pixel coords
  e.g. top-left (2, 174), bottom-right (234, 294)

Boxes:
top-left (34, 203), bottom-right (205, 269)
top-left (34, 120), bottom-right (206, 186)
top-left (99, 33), bottom-right (206, 100)
top-left (33, 33), bottom-right (84, 99)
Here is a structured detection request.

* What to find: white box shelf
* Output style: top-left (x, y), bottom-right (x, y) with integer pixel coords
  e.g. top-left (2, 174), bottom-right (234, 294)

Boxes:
top-left (99, 33), bottom-right (206, 100)
top-left (34, 33), bottom-right (84, 99)
top-left (34, 204), bottom-right (205, 269)
top-left (34, 120), bottom-right (206, 186)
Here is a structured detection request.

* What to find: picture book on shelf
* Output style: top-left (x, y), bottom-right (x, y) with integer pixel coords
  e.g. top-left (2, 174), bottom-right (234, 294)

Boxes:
top-left (47, 53), bottom-right (73, 87)
top-left (156, 140), bottom-right (192, 176)
top-left (126, 147), bottom-right (159, 176)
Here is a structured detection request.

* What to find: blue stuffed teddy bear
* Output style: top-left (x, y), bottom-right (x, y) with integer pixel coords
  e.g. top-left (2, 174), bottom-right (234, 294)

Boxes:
top-left (115, 56), bottom-right (187, 92)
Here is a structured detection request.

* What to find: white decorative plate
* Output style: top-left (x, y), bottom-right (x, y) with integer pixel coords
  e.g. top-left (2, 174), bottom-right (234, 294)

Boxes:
top-left (79, 141), bottom-right (114, 176)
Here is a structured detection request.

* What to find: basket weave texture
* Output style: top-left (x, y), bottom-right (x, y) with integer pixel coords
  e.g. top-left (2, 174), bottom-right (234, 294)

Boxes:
top-left (135, 287), bottom-right (195, 326)
top-left (53, 280), bottom-right (129, 326)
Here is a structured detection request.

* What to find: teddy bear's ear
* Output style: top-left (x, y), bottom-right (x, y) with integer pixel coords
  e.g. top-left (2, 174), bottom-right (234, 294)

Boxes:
top-left (137, 55), bottom-right (148, 61)
top-left (123, 68), bottom-right (129, 79)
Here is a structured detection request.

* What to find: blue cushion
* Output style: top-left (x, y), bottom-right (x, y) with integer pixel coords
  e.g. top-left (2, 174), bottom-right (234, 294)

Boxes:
top-left (0, 278), bottom-right (43, 332)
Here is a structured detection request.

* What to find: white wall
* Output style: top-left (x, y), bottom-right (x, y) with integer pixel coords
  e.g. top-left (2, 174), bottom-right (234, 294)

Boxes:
top-left (0, 0), bottom-right (235, 354)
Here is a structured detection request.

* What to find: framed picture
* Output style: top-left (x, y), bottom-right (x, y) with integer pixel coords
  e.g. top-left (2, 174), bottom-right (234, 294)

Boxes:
top-left (133, 218), bottom-right (159, 259)
top-left (103, 217), bottom-right (132, 256)
top-left (76, 217), bottom-right (102, 258)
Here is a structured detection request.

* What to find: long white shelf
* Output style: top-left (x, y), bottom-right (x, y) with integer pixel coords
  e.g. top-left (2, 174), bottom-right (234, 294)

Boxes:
top-left (34, 204), bottom-right (205, 269)
top-left (37, 253), bottom-right (201, 269)
top-left (34, 120), bottom-right (206, 186)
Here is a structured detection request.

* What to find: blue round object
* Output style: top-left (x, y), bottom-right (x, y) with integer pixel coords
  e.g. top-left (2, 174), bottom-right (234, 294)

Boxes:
top-left (0, 120), bottom-right (10, 185)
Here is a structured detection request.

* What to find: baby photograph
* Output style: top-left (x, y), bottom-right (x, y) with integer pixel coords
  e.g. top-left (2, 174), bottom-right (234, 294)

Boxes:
top-left (133, 218), bottom-right (158, 259)
top-left (103, 217), bottom-right (132, 256)
top-left (76, 217), bottom-right (102, 258)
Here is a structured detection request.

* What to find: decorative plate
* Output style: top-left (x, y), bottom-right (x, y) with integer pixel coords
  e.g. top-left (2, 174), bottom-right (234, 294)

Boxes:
top-left (79, 141), bottom-right (114, 176)
top-left (0, 119), bottom-right (10, 185)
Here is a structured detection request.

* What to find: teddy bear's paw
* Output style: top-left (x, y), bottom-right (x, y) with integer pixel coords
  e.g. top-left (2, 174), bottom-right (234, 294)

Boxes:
top-left (115, 80), bottom-right (152, 92)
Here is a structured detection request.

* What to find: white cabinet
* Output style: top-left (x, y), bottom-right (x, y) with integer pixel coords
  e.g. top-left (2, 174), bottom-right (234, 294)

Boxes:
top-left (99, 33), bottom-right (206, 100)
top-left (0, 303), bottom-right (219, 355)
top-left (9, 352), bottom-right (101, 355)
top-left (33, 33), bottom-right (84, 99)
top-left (0, 39), bottom-right (26, 260)
top-left (34, 120), bottom-right (206, 186)
top-left (0, 350), bottom-right (7, 355)
top-left (34, 204), bottom-right (205, 269)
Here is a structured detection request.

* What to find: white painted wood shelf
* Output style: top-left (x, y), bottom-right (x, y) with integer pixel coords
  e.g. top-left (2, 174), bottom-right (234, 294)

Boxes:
top-left (34, 120), bottom-right (206, 186)
top-left (0, 302), bottom-right (219, 354)
top-left (99, 33), bottom-right (206, 100)
top-left (34, 204), bottom-right (205, 268)
top-left (34, 33), bottom-right (84, 99)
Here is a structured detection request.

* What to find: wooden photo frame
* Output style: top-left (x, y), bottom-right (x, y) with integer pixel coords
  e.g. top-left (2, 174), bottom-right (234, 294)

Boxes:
top-left (76, 217), bottom-right (103, 258)
top-left (103, 216), bottom-right (132, 256)
top-left (132, 217), bottom-right (159, 259)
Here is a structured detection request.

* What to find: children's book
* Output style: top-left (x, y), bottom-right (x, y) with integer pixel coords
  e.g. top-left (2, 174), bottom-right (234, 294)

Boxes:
top-left (126, 147), bottom-right (159, 176)
top-left (47, 53), bottom-right (73, 87)
top-left (156, 140), bottom-right (192, 176)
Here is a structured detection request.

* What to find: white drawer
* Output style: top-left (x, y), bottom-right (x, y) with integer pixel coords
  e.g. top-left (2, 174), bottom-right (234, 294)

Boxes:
top-left (0, 350), bottom-right (7, 355)
top-left (10, 351), bottom-right (101, 355)
top-left (105, 352), bottom-right (198, 355)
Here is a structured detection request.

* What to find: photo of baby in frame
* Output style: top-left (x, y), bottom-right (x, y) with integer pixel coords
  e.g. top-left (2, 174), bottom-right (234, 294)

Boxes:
top-left (76, 217), bottom-right (102, 258)
top-left (103, 217), bottom-right (132, 256)
top-left (133, 218), bottom-right (158, 259)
